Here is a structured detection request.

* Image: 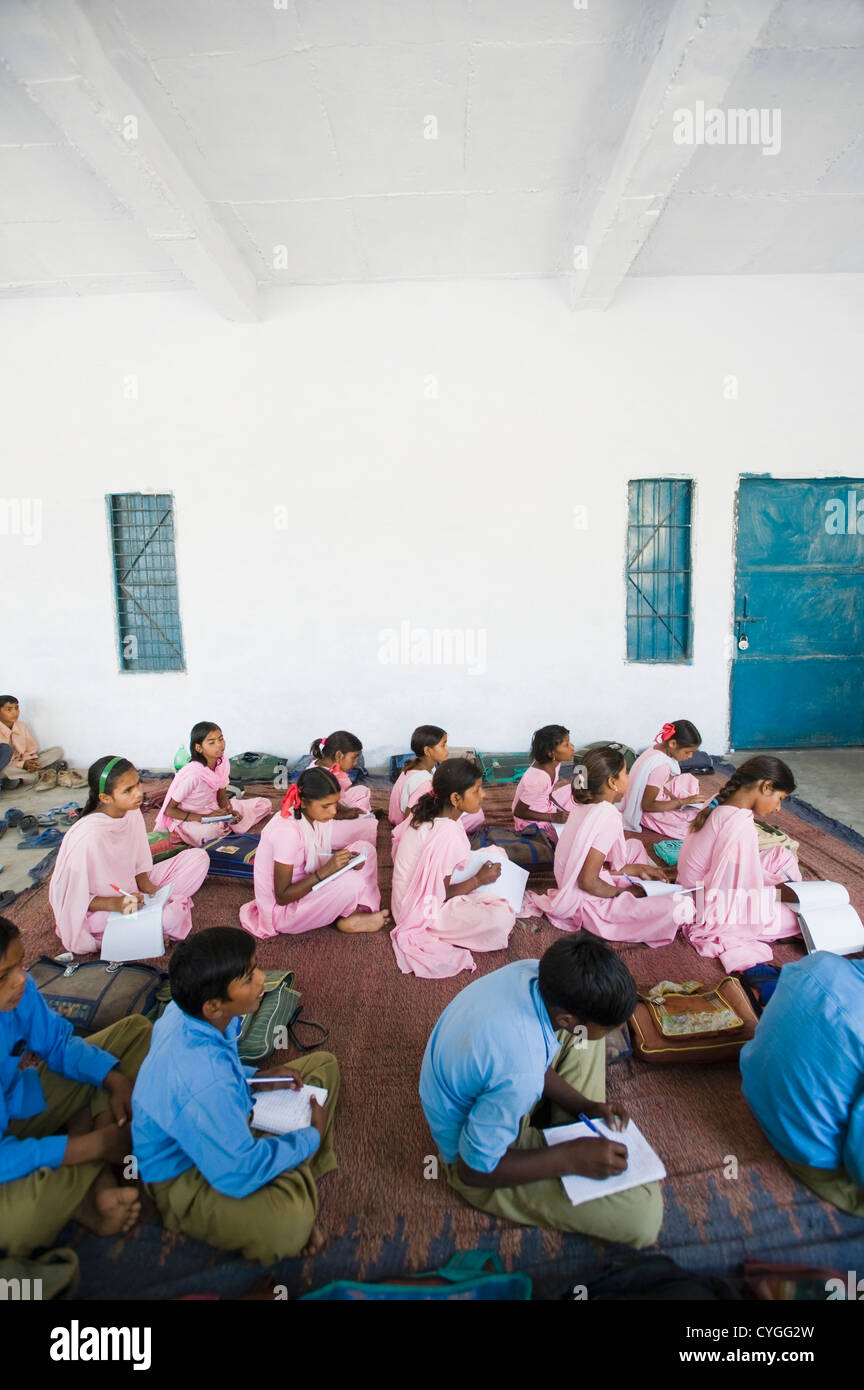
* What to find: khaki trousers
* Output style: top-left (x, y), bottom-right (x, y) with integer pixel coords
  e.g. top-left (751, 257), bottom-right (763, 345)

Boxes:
top-left (444, 1031), bottom-right (663, 1248)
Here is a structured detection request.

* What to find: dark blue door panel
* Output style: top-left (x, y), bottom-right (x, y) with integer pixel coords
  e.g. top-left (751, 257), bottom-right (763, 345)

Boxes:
top-left (732, 659), bottom-right (864, 748)
top-left (731, 478), bottom-right (864, 748)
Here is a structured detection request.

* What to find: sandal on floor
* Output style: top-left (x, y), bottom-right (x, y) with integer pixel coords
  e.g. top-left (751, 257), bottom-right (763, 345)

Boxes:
top-left (56, 770), bottom-right (87, 789)
top-left (0, 890), bottom-right (17, 910)
top-left (18, 826), bottom-right (63, 850)
top-left (3, 808), bottom-right (26, 826)
top-left (28, 847), bottom-right (60, 884)
top-left (35, 769), bottom-right (58, 792)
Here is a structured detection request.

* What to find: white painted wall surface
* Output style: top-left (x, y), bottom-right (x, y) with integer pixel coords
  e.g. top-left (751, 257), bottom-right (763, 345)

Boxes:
top-left (1, 274), bottom-right (862, 769)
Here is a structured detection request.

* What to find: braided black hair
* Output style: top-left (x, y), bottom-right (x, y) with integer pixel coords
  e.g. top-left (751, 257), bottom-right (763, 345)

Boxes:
top-left (570, 745), bottom-right (626, 805)
top-left (690, 756), bottom-right (795, 832)
top-left (410, 757), bottom-right (481, 827)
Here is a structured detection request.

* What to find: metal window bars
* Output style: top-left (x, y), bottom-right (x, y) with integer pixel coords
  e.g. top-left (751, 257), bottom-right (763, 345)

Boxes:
top-left (626, 479), bottom-right (693, 662)
top-left (107, 494), bottom-right (185, 672)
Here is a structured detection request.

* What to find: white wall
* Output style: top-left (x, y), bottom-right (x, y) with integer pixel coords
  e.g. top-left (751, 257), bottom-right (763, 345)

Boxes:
top-left (2, 274), bottom-right (863, 769)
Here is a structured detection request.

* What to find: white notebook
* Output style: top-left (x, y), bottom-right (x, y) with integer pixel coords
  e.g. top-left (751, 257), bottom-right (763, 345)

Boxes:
top-left (450, 849), bottom-right (529, 916)
top-left (100, 881), bottom-right (172, 962)
top-left (310, 844), bottom-right (368, 891)
top-left (783, 880), bottom-right (864, 956)
top-left (626, 878), bottom-right (704, 916)
top-left (251, 1084), bottom-right (328, 1134)
top-left (543, 1117), bottom-right (666, 1207)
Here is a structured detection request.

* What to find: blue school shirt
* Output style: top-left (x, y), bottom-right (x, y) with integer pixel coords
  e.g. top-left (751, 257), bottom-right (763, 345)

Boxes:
top-left (132, 1001), bottom-right (319, 1198)
top-left (419, 959), bottom-right (560, 1174)
top-left (740, 952), bottom-right (864, 1183)
top-left (1, 975), bottom-right (118, 1183)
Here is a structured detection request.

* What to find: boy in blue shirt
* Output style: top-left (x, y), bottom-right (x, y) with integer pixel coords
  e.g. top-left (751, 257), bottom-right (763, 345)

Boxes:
top-left (0, 915), bottom-right (152, 1256)
top-left (741, 950), bottom-right (864, 1216)
top-left (420, 936), bottom-right (662, 1245)
top-left (132, 926), bottom-right (340, 1264)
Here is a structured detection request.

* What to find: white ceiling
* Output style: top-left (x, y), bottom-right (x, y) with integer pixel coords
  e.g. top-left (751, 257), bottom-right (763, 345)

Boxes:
top-left (0, 0), bottom-right (862, 314)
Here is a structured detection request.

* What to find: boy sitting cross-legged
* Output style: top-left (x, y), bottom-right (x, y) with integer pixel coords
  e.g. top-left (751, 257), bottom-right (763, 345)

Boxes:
top-left (419, 935), bottom-right (662, 1246)
top-left (132, 926), bottom-right (340, 1263)
top-left (0, 914), bottom-right (151, 1257)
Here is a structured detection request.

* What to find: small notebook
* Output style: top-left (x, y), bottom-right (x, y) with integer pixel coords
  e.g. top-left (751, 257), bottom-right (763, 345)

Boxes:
top-left (100, 881), bottom-right (172, 962)
top-left (543, 1117), bottom-right (666, 1207)
top-left (783, 880), bottom-right (864, 956)
top-left (310, 844), bottom-right (368, 890)
top-left (626, 878), bottom-right (704, 916)
top-left (450, 849), bottom-right (529, 915)
top-left (251, 1084), bottom-right (328, 1134)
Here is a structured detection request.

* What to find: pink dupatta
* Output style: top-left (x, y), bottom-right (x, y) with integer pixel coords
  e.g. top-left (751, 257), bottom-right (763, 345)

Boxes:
top-left (155, 755), bottom-right (229, 830)
top-left (390, 817), bottom-right (476, 977)
top-left (49, 810), bottom-right (152, 953)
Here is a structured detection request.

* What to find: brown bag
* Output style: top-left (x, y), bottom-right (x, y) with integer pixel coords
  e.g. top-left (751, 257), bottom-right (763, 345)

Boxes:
top-left (629, 977), bottom-right (758, 1065)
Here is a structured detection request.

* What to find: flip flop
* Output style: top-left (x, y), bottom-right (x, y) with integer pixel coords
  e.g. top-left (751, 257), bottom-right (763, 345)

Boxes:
top-left (17, 815), bottom-right (39, 836)
top-left (3, 808), bottom-right (26, 826)
top-left (18, 826), bottom-right (63, 850)
top-left (28, 847), bottom-right (60, 884)
top-left (0, 890), bottom-right (16, 911)
top-left (0, 822), bottom-right (6, 840)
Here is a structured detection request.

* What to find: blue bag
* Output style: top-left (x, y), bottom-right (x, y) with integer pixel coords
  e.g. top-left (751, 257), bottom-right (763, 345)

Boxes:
top-left (205, 833), bottom-right (259, 879)
top-left (300, 1250), bottom-right (531, 1301)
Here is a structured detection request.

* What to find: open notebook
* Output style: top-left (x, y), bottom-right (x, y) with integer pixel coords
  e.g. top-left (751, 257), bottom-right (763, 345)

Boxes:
top-left (100, 881), bottom-right (172, 962)
top-left (311, 844), bottom-right (368, 891)
top-left (450, 849), bottom-right (529, 916)
top-left (626, 878), bottom-right (704, 916)
top-left (251, 1084), bottom-right (328, 1134)
top-left (543, 1117), bottom-right (666, 1206)
top-left (783, 880), bottom-right (864, 956)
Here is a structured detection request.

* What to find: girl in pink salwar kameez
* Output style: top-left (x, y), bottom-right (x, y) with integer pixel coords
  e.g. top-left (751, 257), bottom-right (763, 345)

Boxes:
top-left (388, 724), bottom-right (485, 834)
top-left (620, 720), bottom-right (704, 839)
top-left (526, 746), bottom-right (693, 947)
top-left (308, 730), bottom-right (377, 849)
top-left (512, 724), bottom-right (577, 838)
top-left (677, 756), bottom-right (802, 972)
top-left (239, 767), bottom-right (387, 940)
top-left (155, 721), bottom-right (271, 846)
top-left (390, 758), bottom-right (514, 979)
top-left (49, 756), bottom-right (208, 954)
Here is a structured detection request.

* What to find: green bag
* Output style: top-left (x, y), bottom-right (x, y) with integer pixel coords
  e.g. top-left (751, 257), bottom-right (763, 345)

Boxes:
top-left (148, 969), bottom-right (328, 1064)
top-left (571, 740), bottom-right (637, 772)
top-left (300, 1250), bottom-right (532, 1301)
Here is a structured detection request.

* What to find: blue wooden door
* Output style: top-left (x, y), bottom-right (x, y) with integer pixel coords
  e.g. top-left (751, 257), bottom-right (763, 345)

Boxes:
top-left (731, 477), bottom-right (864, 748)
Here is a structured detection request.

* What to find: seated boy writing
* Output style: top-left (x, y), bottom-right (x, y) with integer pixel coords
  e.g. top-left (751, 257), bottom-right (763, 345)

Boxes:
top-left (741, 950), bottom-right (864, 1217)
top-left (419, 936), bottom-right (662, 1246)
top-left (132, 926), bottom-right (340, 1264)
top-left (0, 695), bottom-right (64, 788)
top-left (0, 915), bottom-right (151, 1256)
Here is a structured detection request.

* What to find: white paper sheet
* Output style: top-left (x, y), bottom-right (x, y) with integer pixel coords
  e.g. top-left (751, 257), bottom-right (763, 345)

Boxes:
top-left (450, 849), bottom-right (529, 915)
top-left (784, 880), bottom-right (864, 956)
top-left (251, 1084), bottom-right (328, 1134)
top-left (543, 1117), bottom-right (666, 1207)
top-left (310, 844), bottom-right (368, 891)
top-left (100, 881), bottom-right (172, 962)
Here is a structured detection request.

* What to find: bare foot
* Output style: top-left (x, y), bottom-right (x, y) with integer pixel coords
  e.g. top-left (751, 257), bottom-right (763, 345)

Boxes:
top-left (301, 1226), bottom-right (325, 1257)
top-left (74, 1174), bottom-right (140, 1237)
top-left (335, 909), bottom-right (390, 934)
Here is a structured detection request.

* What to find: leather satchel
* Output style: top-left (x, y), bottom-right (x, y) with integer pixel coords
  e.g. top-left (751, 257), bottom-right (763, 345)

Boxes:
top-left (629, 977), bottom-right (758, 1065)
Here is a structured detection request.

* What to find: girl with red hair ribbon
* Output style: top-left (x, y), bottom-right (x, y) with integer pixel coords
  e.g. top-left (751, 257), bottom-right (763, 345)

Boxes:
top-left (620, 719), bottom-right (705, 838)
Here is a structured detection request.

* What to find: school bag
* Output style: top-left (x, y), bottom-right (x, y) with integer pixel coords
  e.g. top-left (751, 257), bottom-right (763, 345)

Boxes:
top-left (468, 823), bottom-right (555, 871)
top-left (205, 832), bottom-right (259, 878)
top-left (149, 968), bottom-right (327, 1062)
top-left (628, 976), bottom-right (758, 1066)
top-left (228, 752), bottom-right (288, 784)
top-left (29, 957), bottom-right (167, 1036)
top-left (147, 827), bottom-right (186, 864)
top-left (571, 740), bottom-right (637, 772)
top-left (300, 1250), bottom-right (532, 1301)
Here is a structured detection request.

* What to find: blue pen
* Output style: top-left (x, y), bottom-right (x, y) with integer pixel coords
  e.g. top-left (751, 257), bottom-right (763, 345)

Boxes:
top-left (578, 1111), bottom-right (603, 1136)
